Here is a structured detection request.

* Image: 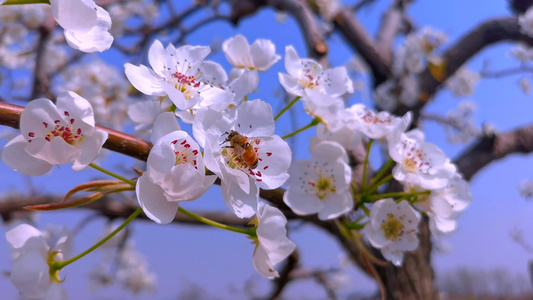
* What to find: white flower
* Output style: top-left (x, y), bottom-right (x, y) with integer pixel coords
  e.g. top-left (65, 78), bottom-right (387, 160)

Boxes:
top-left (519, 77), bottom-right (531, 94)
top-left (193, 100), bottom-right (292, 218)
top-left (519, 7), bottom-right (533, 37)
top-left (50, 0), bottom-right (113, 52)
top-left (136, 112), bottom-right (216, 224)
top-left (6, 224), bottom-right (72, 299)
top-left (373, 80), bottom-right (398, 111)
top-left (252, 202), bottom-right (296, 278)
top-left (399, 75), bottom-right (419, 107)
top-left (309, 122), bottom-right (363, 154)
top-left (222, 34), bottom-right (280, 71)
top-left (127, 98), bottom-right (172, 137)
top-left (365, 199), bottom-right (420, 266)
top-left (411, 172), bottom-right (472, 235)
top-left (518, 179), bottom-right (533, 198)
top-left (509, 44), bottom-right (533, 62)
top-left (388, 129), bottom-right (453, 189)
top-left (284, 141), bottom-right (353, 220)
top-left (278, 45), bottom-right (353, 97)
top-left (2, 91), bottom-right (108, 176)
top-left (124, 40), bottom-right (234, 111)
top-left (347, 104), bottom-right (411, 140)
top-left (445, 68), bottom-right (480, 97)
top-left (301, 89), bottom-right (346, 130)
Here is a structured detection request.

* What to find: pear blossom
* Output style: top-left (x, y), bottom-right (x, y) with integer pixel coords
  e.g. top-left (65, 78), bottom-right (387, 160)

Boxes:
top-left (365, 199), bottom-right (420, 266)
top-left (347, 104), bottom-right (411, 140)
top-left (50, 0), bottom-right (113, 52)
top-left (284, 141), bottom-right (353, 220)
top-left (519, 7), bottom-right (533, 37)
top-left (388, 129), bottom-right (454, 189)
top-left (252, 202), bottom-right (296, 278)
top-left (222, 34), bottom-right (280, 71)
top-left (2, 91), bottom-right (108, 176)
top-left (193, 100), bottom-right (291, 218)
top-left (136, 112), bottom-right (216, 224)
top-left (301, 89), bottom-right (346, 130)
top-left (518, 179), bottom-right (533, 198)
top-left (309, 122), bottom-right (363, 154)
top-left (128, 98), bottom-right (173, 136)
top-left (175, 67), bottom-right (259, 124)
top-left (410, 172), bottom-right (472, 235)
top-left (278, 45), bottom-right (353, 97)
top-left (519, 77), bottom-right (531, 94)
top-left (124, 40), bottom-right (234, 111)
top-left (445, 68), bottom-right (480, 97)
top-left (6, 224), bottom-right (72, 299)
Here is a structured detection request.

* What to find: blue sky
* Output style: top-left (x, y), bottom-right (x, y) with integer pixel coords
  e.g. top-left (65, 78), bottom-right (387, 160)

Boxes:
top-left (1, 0), bottom-right (533, 299)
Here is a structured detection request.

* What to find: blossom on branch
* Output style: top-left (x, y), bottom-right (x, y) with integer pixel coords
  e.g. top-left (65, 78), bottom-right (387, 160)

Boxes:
top-left (251, 202), bottom-right (296, 278)
top-left (365, 199), bottom-right (420, 266)
top-left (2, 91), bottom-right (108, 176)
top-left (50, 0), bottom-right (113, 52)
top-left (283, 141), bottom-right (353, 220)
top-left (6, 223), bottom-right (72, 300)
top-left (136, 112), bottom-right (216, 224)
top-left (193, 100), bottom-right (291, 218)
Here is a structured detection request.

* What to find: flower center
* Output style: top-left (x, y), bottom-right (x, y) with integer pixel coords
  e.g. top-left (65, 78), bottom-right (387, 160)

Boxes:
top-left (401, 140), bottom-right (431, 174)
top-left (28, 111), bottom-right (83, 145)
top-left (298, 62), bottom-right (321, 90)
top-left (380, 213), bottom-right (405, 241)
top-left (221, 135), bottom-right (267, 182)
top-left (302, 166), bottom-right (336, 200)
top-left (171, 139), bottom-right (198, 168)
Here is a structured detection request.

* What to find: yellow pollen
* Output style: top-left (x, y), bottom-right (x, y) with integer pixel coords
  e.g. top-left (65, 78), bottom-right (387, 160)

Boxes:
top-left (402, 158), bottom-right (418, 173)
top-left (380, 213), bottom-right (404, 241)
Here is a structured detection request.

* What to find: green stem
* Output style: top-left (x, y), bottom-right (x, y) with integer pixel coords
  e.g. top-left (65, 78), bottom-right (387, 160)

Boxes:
top-left (178, 206), bottom-right (255, 236)
top-left (2, 0), bottom-right (49, 4)
top-left (274, 96), bottom-right (301, 121)
top-left (367, 159), bottom-right (394, 190)
top-left (366, 174), bottom-right (393, 195)
top-left (361, 139), bottom-right (374, 190)
top-left (54, 207), bottom-right (142, 270)
top-left (365, 190), bottom-right (430, 202)
top-left (282, 117), bottom-right (320, 139)
top-left (89, 163), bottom-right (136, 186)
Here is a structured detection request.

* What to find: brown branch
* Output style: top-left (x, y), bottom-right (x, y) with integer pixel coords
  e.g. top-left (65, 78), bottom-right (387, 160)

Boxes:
top-left (454, 122), bottom-right (533, 181)
top-left (376, 0), bottom-right (412, 63)
top-left (333, 10), bottom-right (392, 85)
top-left (396, 17), bottom-right (533, 122)
top-left (229, 0), bottom-right (327, 59)
top-left (0, 195), bottom-right (250, 227)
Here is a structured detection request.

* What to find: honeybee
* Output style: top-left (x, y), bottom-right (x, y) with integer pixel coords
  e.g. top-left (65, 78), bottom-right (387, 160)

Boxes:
top-left (221, 130), bottom-right (259, 169)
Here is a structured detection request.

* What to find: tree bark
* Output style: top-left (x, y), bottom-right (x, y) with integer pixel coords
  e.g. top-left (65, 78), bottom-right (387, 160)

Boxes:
top-left (376, 218), bottom-right (439, 300)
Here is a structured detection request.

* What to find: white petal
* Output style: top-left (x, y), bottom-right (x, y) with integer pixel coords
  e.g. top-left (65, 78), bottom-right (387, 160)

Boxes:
top-left (148, 40), bottom-right (166, 77)
top-left (43, 284), bottom-right (68, 300)
top-left (283, 188), bottom-right (322, 215)
top-left (11, 251), bottom-right (51, 299)
top-left (234, 100), bottom-right (275, 137)
top-left (318, 193), bottom-right (353, 220)
top-left (6, 224), bottom-right (47, 251)
top-left (256, 203), bottom-right (295, 265)
top-left (72, 129), bottom-right (108, 170)
top-left (56, 91), bottom-right (95, 134)
top-left (278, 72), bottom-right (304, 97)
top-left (150, 112), bottom-right (181, 144)
top-left (2, 135), bottom-right (52, 176)
top-left (64, 6), bottom-right (113, 53)
top-left (162, 82), bottom-right (197, 110)
top-left (50, 0), bottom-right (96, 32)
top-left (20, 98), bottom-right (62, 139)
top-left (124, 63), bottom-right (165, 96)
top-left (255, 135), bottom-right (291, 190)
top-left (222, 34), bottom-right (252, 68)
top-left (25, 137), bottom-right (80, 166)
top-left (136, 174), bottom-right (179, 224)
top-left (250, 39), bottom-right (280, 71)
top-left (221, 179), bottom-right (258, 218)
top-left (283, 46), bottom-right (301, 77)
top-left (252, 244), bottom-right (278, 278)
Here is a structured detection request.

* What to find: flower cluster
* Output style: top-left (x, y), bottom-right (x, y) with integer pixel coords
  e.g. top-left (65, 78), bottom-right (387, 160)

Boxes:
top-left (0, 25), bottom-right (475, 297)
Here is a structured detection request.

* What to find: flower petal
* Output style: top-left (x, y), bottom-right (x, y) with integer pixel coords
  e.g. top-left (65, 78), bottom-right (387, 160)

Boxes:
top-left (124, 63), bottom-right (165, 96)
top-left (2, 135), bottom-right (52, 176)
top-left (136, 174), bottom-right (179, 224)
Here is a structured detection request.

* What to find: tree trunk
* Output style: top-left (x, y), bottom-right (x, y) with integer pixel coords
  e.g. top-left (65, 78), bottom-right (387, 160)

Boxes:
top-left (376, 218), bottom-right (439, 300)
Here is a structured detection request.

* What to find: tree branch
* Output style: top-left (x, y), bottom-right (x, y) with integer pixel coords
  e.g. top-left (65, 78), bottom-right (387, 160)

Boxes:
top-left (333, 10), bottom-right (392, 84)
top-left (454, 122), bottom-right (533, 180)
